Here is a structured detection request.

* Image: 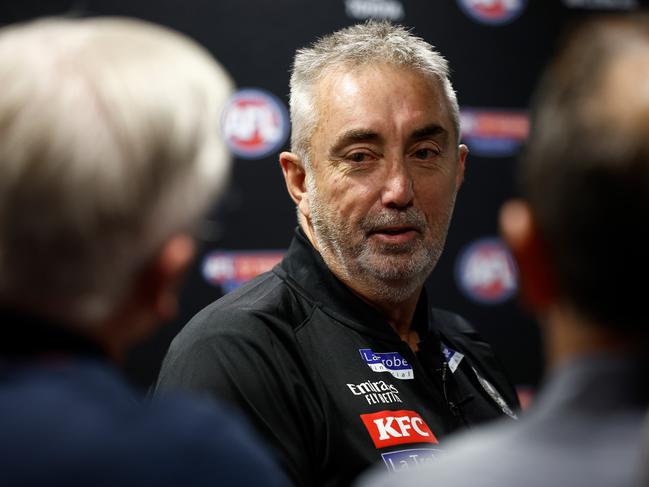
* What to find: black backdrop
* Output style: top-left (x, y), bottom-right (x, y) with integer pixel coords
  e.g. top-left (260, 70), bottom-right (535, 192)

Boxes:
top-left (2, 0), bottom-right (642, 399)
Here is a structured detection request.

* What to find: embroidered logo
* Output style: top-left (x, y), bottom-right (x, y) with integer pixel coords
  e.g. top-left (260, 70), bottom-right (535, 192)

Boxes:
top-left (359, 348), bottom-right (414, 380)
top-left (346, 380), bottom-right (402, 405)
top-left (360, 410), bottom-right (438, 449)
top-left (381, 448), bottom-right (444, 472)
top-left (441, 343), bottom-right (465, 373)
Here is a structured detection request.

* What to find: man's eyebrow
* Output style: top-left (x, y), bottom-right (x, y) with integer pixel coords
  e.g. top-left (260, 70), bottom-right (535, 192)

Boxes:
top-left (410, 123), bottom-right (448, 141)
top-left (329, 129), bottom-right (382, 155)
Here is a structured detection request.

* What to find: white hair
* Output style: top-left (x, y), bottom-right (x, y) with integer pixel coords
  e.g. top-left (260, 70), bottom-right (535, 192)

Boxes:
top-left (289, 21), bottom-right (460, 167)
top-left (0, 17), bottom-right (233, 324)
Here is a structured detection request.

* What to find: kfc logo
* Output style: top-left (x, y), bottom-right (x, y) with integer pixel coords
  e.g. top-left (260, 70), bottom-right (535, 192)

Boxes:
top-left (360, 410), bottom-right (438, 449)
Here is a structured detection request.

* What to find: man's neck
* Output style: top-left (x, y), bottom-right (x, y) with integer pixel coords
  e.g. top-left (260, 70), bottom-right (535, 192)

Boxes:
top-left (346, 281), bottom-right (423, 352)
top-left (545, 304), bottom-right (647, 370)
top-left (369, 291), bottom-right (421, 334)
top-left (300, 219), bottom-right (423, 338)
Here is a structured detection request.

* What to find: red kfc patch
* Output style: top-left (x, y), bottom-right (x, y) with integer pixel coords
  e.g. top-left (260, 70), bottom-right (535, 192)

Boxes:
top-left (360, 410), bottom-right (438, 449)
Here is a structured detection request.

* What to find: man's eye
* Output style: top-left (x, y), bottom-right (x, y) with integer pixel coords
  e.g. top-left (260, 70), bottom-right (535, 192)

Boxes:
top-left (413, 148), bottom-right (438, 160)
top-left (347, 152), bottom-right (370, 163)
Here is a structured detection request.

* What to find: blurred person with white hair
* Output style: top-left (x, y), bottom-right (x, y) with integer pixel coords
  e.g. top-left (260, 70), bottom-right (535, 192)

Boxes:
top-left (0, 16), bottom-right (288, 487)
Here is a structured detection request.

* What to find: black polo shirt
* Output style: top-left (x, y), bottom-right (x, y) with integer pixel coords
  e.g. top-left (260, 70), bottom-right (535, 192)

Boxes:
top-left (156, 228), bottom-right (519, 486)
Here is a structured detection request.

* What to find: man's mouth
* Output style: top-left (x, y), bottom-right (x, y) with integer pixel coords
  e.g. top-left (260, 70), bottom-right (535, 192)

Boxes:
top-left (368, 226), bottom-right (420, 243)
top-left (373, 226), bottom-right (415, 235)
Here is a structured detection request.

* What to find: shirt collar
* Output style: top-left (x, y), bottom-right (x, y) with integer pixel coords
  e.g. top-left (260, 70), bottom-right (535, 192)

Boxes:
top-left (0, 308), bottom-right (107, 362)
top-left (530, 353), bottom-right (649, 417)
top-left (275, 227), bottom-right (435, 343)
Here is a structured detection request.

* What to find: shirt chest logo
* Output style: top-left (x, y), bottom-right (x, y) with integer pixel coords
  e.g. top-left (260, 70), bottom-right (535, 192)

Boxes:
top-left (358, 348), bottom-right (414, 380)
top-left (381, 448), bottom-right (444, 472)
top-left (441, 343), bottom-right (465, 373)
top-left (360, 410), bottom-right (438, 448)
top-left (346, 380), bottom-right (403, 405)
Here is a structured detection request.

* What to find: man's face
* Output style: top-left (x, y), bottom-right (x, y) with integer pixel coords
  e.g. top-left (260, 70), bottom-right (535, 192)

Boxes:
top-left (305, 64), bottom-right (466, 302)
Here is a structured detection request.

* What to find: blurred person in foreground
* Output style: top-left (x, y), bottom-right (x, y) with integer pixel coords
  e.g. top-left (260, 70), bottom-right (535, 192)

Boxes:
top-left (0, 16), bottom-right (288, 486)
top-left (157, 21), bottom-right (519, 486)
top-left (359, 13), bottom-right (649, 487)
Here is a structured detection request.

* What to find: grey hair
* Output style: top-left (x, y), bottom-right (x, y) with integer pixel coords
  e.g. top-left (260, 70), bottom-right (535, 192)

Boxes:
top-left (0, 17), bottom-right (233, 324)
top-left (521, 15), bottom-right (649, 330)
top-left (289, 20), bottom-right (460, 167)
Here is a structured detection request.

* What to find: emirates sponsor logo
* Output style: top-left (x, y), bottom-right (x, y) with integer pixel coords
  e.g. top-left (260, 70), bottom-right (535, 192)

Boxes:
top-left (347, 380), bottom-right (402, 405)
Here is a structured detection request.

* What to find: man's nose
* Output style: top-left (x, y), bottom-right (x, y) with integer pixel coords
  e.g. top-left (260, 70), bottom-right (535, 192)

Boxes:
top-left (381, 161), bottom-right (414, 209)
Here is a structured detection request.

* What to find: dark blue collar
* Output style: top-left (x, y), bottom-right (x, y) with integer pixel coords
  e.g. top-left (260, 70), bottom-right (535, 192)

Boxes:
top-left (0, 308), bottom-right (106, 362)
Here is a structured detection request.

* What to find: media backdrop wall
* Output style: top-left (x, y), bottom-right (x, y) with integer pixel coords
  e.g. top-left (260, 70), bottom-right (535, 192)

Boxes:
top-left (2, 0), bottom-right (641, 398)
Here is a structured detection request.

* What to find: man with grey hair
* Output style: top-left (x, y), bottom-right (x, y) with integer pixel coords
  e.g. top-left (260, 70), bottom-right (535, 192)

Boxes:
top-left (360, 13), bottom-right (649, 487)
top-left (158, 21), bottom-right (518, 486)
top-left (0, 16), bottom-right (288, 486)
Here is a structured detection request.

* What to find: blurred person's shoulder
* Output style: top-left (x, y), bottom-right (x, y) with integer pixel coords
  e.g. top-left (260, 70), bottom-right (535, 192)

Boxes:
top-left (358, 355), bottom-right (649, 487)
top-left (0, 359), bottom-right (289, 486)
top-left (355, 418), bottom-right (517, 487)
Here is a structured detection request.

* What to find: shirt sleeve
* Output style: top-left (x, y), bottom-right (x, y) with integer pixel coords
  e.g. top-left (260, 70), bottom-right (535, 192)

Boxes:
top-left (155, 307), bottom-right (324, 486)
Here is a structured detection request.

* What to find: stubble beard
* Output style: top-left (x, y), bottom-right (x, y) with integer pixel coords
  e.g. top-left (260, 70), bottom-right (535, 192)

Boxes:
top-left (307, 177), bottom-right (455, 304)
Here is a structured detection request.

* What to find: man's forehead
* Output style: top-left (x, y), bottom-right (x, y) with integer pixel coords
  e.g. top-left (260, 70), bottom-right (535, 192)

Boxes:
top-left (315, 62), bottom-right (441, 95)
top-left (313, 63), bottom-right (452, 133)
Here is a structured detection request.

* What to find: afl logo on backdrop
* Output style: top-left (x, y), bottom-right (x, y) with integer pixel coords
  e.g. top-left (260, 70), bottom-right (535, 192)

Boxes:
top-left (202, 250), bottom-right (284, 292)
top-left (221, 88), bottom-right (289, 159)
top-left (457, 0), bottom-right (527, 25)
top-left (460, 108), bottom-right (529, 158)
top-left (345, 0), bottom-right (405, 21)
top-left (455, 238), bottom-right (518, 305)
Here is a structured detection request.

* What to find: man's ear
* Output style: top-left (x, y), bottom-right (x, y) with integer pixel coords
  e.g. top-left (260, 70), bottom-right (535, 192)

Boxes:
top-left (137, 233), bottom-right (196, 323)
top-left (456, 144), bottom-right (468, 189)
top-left (279, 151), bottom-right (310, 218)
top-left (500, 199), bottom-right (556, 312)
top-left (95, 233), bottom-right (196, 360)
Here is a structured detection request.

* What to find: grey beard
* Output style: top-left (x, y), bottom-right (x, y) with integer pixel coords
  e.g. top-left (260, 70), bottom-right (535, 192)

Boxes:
top-left (307, 178), bottom-right (450, 304)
